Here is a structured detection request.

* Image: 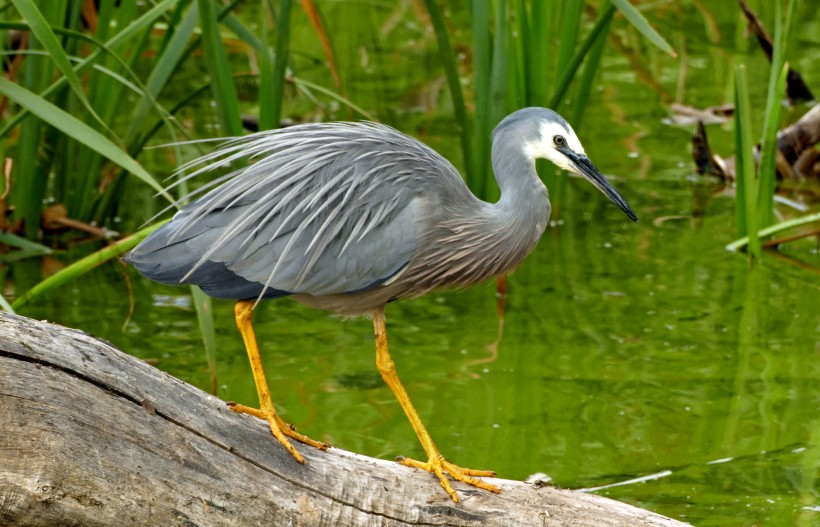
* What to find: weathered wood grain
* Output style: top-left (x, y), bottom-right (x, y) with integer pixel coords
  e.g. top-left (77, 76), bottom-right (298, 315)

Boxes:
top-left (0, 312), bottom-right (690, 526)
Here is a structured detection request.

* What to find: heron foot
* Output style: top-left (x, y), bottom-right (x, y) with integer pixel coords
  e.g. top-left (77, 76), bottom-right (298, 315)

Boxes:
top-left (396, 454), bottom-right (500, 502)
top-left (228, 402), bottom-right (330, 462)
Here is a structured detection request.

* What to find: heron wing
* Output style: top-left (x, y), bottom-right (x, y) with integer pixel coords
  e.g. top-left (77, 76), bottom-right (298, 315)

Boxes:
top-left (132, 122), bottom-right (464, 299)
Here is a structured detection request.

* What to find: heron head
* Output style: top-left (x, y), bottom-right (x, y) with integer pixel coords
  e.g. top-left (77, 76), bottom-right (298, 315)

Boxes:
top-left (499, 108), bottom-right (638, 222)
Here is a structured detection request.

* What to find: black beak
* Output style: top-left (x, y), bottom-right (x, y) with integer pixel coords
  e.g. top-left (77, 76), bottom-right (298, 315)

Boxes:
top-left (560, 146), bottom-right (638, 222)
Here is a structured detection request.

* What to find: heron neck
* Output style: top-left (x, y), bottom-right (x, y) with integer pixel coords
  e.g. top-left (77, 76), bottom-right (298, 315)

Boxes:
top-left (490, 141), bottom-right (550, 220)
top-left (471, 140), bottom-right (551, 279)
top-left (400, 142), bottom-right (550, 290)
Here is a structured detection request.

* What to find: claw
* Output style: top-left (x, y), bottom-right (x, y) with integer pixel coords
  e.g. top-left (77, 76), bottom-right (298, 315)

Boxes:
top-left (397, 455), bottom-right (500, 502)
top-left (228, 401), bottom-right (330, 463)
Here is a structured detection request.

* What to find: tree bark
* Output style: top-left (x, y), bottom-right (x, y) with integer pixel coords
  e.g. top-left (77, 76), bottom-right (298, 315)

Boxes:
top-left (0, 313), bottom-right (690, 527)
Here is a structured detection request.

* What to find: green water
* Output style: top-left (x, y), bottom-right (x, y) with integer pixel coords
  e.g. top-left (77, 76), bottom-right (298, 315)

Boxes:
top-left (7, 3), bottom-right (820, 526)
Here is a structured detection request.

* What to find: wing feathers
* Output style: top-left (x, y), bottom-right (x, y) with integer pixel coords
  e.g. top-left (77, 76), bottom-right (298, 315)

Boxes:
top-left (135, 122), bottom-right (467, 301)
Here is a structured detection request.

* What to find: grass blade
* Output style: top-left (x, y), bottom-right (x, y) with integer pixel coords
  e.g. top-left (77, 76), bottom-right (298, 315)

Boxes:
top-left (555, 0), bottom-right (583, 83)
top-left (197, 0), bottom-right (243, 137)
top-left (0, 77), bottom-right (172, 202)
top-left (0, 231), bottom-right (52, 256)
top-left (484, 0), bottom-right (510, 204)
top-left (75, 0), bottom-right (144, 221)
top-left (423, 0), bottom-right (473, 181)
top-left (13, 55), bottom-right (48, 238)
top-left (758, 63), bottom-right (788, 227)
top-left (11, 220), bottom-right (167, 310)
top-left (300, 0), bottom-right (341, 90)
top-left (10, 0), bottom-right (110, 134)
top-left (0, 0), bottom-right (180, 139)
top-left (0, 25), bottom-right (186, 146)
top-left (758, 0), bottom-right (795, 227)
top-left (550, 4), bottom-right (616, 108)
top-left (726, 211), bottom-right (820, 252)
top-left (127, 2), bottom-right (200, 143)
top-left (609, 0), bottom-right (676, 57)
top-left (0, 294), bottom-right (15, 314)
top-left (489, 0), bottom-right (508, 124)
top-left (513, 0), bottom-right (529, 103)
top-left (527, 0), bottom-right (552, 104)
top-left (290, 76), bottom-right (375, 120)
top-left (733, 64), bottom-right (760, 259)
top-left (505, 1), bottom-right (525, 110)
top-left (571, 5), bottom-right (613, 127)
top-left (222, 13), bottom-right (264, 52)
top-left (471, 0), bottom-right (491, 197)
top-left (0, 231), bottom-right (52, 252)
top-left (258, 0), bottom-right (276, 132)
top-left (270, 0), bottom-right (293, 128)
top-left (8, 0), bottom-right (60, 239)
top-left (191, 285), bottom-right (218, 395)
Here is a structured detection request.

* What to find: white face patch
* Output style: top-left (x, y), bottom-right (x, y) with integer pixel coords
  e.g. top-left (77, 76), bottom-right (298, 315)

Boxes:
top-left (522, 120), bottom-right (586, 175)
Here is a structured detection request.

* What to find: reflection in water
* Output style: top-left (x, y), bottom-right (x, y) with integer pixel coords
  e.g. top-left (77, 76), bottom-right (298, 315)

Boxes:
top-left (580, 469), bottom-right (672, 492)
top-left (462, 276), bottom-right (506, 380)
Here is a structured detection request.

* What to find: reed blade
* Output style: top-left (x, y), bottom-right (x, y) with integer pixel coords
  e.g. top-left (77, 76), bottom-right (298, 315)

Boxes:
top-left (422, 0), bottom-right (473, 182)
top-left (733, 64), bottom-right (760, 259)
top-left (10, 0), bottom-right (110, 134)
top-left (0, 77), bottom-right (171, 201)
top-left (0, 0), bottom-right (180, 140)
top-left (197, 0), bottom-right (242, 137)
top-left (270, 0), bottom-right (293, 129)
top-left (471, 0), bottom-right (491, 197)
top-left (609, 0), bottom-right (676, 57)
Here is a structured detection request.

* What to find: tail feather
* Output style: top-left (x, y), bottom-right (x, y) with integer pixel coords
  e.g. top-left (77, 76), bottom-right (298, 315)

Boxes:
top-left (126, 218), bottom-right (289, 301)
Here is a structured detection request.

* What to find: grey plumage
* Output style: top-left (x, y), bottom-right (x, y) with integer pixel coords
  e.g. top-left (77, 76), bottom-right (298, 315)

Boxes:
top-left (128, 107), bottom-right (637, 315)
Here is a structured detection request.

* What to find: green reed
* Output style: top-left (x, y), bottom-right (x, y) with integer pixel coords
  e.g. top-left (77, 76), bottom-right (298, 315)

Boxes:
top-left (733, 64), bottom-right (760, 259)
top-left (1, 0), bottom-right (676, 305)
top-left (0, 0), bottom-right (180, 239)
top-left (731, 0), bottom-right (799, 259)
top-left (423, 0), bottom-right (674, 203)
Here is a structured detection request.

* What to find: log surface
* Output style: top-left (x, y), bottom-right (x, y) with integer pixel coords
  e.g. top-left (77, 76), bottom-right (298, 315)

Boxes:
top-left (0, 313), bottom-right (690, 526)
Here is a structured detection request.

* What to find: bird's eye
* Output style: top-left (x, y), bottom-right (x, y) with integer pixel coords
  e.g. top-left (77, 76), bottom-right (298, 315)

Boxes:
top-left (553, 135), bottom-right (566, 146)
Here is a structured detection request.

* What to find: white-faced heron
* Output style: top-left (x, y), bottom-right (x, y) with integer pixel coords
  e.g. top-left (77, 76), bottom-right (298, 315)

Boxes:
top-left (127, 107), bottom-right (638, 502)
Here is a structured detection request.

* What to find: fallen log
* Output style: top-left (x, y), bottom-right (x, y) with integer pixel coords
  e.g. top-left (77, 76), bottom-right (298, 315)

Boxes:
top-left (0, 313), bottom-right (690, 527)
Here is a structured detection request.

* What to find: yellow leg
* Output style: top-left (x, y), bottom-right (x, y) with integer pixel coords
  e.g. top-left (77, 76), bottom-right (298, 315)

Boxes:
top-left (231, 300), bottom-right (329, 462)
top-left (372, 309), bottom-right (500, 503)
